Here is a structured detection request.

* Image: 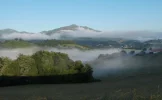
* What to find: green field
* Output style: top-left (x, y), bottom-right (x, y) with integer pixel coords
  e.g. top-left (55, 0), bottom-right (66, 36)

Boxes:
top-left (0, 74), bottom-right (162, 100)
top-left (60, 44), bottom-right (90, 50)
top-left (0, 39), bottom-right (90, 50)
top-left (0, 40), bottom-right (35, 48)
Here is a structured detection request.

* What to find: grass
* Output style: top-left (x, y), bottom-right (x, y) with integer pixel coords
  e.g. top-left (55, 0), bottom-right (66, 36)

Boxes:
top-left (0, 40), bottom-right (90, 50)
top-left (61, 44), bottom-right (90, 50)
top-left (0, 40), bottom-right (34, 48)
top-left (0, 74), bottom-right (162, 100)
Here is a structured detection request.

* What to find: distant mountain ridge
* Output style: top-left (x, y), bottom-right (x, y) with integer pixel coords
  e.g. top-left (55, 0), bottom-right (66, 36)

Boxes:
top-left (0, 24), bottom-right (101, 35)
top-left (0, 29), bottom-right (31, 34)
top-left (0, 24), bottom-right (101, 40)
top-left (41, 24), bottom-right (101, 35)
top-left (0, 25), bottom-right (162, 41)
top-left (0, 29), bottom-right (18, 34)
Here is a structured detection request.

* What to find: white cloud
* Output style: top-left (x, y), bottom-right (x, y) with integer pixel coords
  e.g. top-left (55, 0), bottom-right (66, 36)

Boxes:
top-left (0, 29), bottom-right (162, 41)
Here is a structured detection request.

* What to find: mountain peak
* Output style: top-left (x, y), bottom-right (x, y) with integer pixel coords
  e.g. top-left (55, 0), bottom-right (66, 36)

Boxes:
top-left (42, 24), bottom-right (101, 35)
top-left (69, 24), bottom-right (78, 27)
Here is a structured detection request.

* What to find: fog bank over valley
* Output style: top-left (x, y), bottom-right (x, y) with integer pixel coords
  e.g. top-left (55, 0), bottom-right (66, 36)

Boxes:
top-left (1, 26), bottom-right (162, 41)
top-left (0, 47), bottom-right (120, 61)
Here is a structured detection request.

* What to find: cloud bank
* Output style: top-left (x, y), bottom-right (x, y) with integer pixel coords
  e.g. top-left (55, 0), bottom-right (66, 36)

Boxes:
top-left (0, 32), bottom-right (54, 40)
top-left (0, 28), bottom-right (162, 41)
top-left (0, 47), bottom-right (120, 61)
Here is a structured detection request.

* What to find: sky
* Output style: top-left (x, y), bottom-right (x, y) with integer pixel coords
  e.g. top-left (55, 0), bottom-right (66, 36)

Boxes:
top-left (0, 0), bottom-right (162, 32)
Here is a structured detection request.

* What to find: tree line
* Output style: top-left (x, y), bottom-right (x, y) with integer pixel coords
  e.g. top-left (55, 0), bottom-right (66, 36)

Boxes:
top-left (0, 51), bottom-right (94, 86)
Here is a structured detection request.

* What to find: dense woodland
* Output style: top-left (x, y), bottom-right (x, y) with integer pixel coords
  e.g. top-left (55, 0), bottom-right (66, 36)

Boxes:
top-left (0, 51), bottom-right (94, 85)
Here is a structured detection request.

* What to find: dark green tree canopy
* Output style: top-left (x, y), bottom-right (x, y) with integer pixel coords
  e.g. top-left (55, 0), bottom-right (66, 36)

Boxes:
top-left (0, 51), bottom-right (93, 81)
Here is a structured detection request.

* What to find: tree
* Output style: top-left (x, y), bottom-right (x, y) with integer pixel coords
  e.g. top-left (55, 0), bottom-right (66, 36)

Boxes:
top-left (0, 57), bottom-right (12, 74)
top-left (2, 61), bottom-right (20, 76)
top-left (1, 54), bottom-right (38, 76)
top-left (0, 51), bottom-right (94, 81)
top-left (16, 54), bottom-right (38, 76)
top-left (74, 61), bottom-right (84, 72)
top-left (32, 51), bottom-right (54, 75)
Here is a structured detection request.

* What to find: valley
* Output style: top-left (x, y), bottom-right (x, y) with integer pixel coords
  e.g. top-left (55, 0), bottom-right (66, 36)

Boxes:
top-left (0, 25), bottom-right (162, 100)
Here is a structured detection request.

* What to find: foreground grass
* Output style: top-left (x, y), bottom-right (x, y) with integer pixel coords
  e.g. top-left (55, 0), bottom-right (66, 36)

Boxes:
top-left (1, 74), bottom-right (162, 100)
top-left (2, 89), bottom-right (162, 100)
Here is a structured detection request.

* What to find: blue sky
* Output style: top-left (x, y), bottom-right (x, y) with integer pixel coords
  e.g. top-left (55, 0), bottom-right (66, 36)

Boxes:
top-left (0, 0), bottom-right (162, 32)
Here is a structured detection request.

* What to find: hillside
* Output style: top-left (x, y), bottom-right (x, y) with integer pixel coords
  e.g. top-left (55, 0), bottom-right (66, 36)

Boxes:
top-left (73, 38), bottom-right (121, 48)
top-left (0, 29), bottom-right (32, 35)
top-left (41, 24), bottom-right (101, 35)
top-left (73, 37), bottom-right (145, 49)
top-left (0, 39), bottom-right (35, 48)
top-left (0, 39), bottom-right (90, 50)
top-left (0, 29), bottom-right (18, 34)
top-left (31, 39), bottom-right (90, 50)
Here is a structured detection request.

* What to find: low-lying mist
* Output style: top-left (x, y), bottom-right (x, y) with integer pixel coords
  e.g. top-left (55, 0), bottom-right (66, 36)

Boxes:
top-left (90, 57), bottom-right (125, 78)
top-left (0, 47), bottom-right (120, 61)
top-left (1, 30), bottom-right (162, 41)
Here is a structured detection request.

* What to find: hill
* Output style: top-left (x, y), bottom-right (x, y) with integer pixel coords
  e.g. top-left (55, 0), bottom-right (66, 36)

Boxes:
top-left (0, 29), bottom-right (18, 34)
top-left (0, 29), bottom-right (32, 35)
top-left (1, 27), bottom-right (162, 41)
top-left (41, 24), bottom-right (101, 35)
top-left (0, 39), bottom-right (35, 48)
top-left (33, 39), bottom-right (90, 50)
top-left (73, 37), bottom-right (145, 49)
top-left (0, 39), bottom-right (90, 50)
